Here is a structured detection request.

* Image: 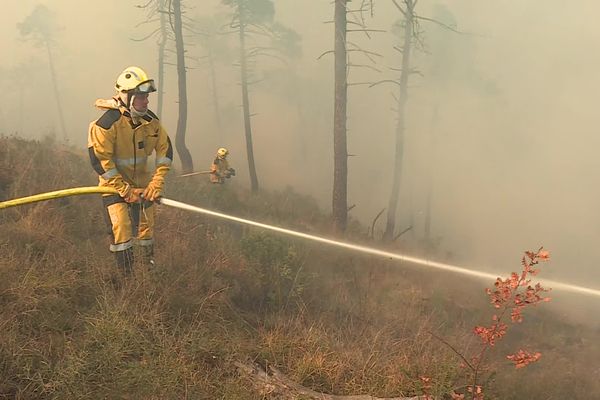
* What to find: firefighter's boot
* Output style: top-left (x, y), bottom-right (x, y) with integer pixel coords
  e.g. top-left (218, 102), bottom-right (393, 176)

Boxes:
top-left (115, 247), bottom-right (134, 275)
top-left (140, 244), bottom-right (155, 268)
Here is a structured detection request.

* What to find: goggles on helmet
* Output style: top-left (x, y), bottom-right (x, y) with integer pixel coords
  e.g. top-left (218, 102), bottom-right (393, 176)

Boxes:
top-left (130, 80), bottom-right (157, 94)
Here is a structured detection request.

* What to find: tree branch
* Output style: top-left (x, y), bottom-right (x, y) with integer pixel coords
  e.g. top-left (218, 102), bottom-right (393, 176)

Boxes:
top-left (347, 82), bottom-right (376, 87)
top-left (135, 0), bottom-right (154, 9)
top-left (370, 208), bottom-right (386, 239)
top-left (348, 63), bottom-right (381, 72)
top-left (391, 0), bottom-right (407, 17)
top-left (317, 50), bottom-right (335, 60)
top-left (414, 15), bottom-right (464, 35)
top-left (393, 225), bottom-right (412, 241)
top-left (130, 27), bottom-right (162, 42)
top-left (135, 17), bottom-right (160, 28)
top-left (369, 79), bottom-right (401, 88)
top-left (347, 29), bottom-right (386, 33)
top-left (428, 331), bottom-right (475, 372)
top-left (347, 48), bottom-right (383, 61)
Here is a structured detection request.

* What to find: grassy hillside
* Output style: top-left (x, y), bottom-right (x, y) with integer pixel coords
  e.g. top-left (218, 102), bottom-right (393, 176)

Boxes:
top-left (0, 135), bottom-right (599, 399)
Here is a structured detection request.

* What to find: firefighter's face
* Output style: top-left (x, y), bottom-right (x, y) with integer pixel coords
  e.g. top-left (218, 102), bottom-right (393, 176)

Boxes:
top-left (132, 93), bottom-right (149, 112)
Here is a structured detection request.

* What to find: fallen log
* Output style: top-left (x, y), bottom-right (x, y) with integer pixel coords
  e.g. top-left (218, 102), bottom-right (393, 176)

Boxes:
top-left (235, 361), bottom-right (431, 400)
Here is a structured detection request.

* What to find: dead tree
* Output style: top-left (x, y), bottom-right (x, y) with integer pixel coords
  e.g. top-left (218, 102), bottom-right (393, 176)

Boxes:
top-left (380, 0), bottom-right (463, 242)
top-left (382, 0), bottom-right (416, 242)
top-left (18, 5), bottom-right (68, 141)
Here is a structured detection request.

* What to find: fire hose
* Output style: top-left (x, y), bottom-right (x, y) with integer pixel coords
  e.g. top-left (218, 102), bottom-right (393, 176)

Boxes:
top-left (1, 186), bottom-right (600, 298)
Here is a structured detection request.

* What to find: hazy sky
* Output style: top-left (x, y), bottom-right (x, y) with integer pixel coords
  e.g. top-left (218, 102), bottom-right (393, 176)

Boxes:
top-left (2, 0), bottom-right (600, 295)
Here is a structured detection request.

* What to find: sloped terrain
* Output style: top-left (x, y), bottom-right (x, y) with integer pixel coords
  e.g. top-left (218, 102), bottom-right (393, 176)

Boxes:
top-left (1, 136), bottom-right (599, 399)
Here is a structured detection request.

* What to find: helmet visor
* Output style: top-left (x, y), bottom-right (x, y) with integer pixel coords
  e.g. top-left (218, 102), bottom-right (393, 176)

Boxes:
top-left (134, 80), bottom-right (157, 94)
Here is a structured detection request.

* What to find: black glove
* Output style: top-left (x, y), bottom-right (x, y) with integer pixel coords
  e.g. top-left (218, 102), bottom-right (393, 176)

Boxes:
top-left (227, 168), bottom-right (236, 177)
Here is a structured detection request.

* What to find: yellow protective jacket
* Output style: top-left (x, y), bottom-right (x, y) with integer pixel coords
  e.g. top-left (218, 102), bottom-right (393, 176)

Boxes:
top-left (210, 157), bottom-right (230, 183)
top-left (87, 98), bottom-right (173, 197)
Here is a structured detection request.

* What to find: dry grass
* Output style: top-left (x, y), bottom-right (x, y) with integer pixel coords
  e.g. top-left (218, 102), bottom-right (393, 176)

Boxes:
top-left (1, 136), bottom-right (599, 399)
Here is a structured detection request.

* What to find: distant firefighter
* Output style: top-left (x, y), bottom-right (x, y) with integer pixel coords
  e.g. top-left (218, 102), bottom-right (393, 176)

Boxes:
top-left (210, 147), bottom-right (236, 184)
top-left (87, 66), bottom-right (173, 275)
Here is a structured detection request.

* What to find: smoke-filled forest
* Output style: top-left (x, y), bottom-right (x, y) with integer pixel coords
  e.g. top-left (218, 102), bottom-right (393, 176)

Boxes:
top-left (1, 1), bottom-right (600, 399)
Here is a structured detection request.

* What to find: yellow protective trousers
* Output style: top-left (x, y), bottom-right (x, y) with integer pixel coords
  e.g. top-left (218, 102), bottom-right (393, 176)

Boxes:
top-left (103, 195), bottom-right (155, 252)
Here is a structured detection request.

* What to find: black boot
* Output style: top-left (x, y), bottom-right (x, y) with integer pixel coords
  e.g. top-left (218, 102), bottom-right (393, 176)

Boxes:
top-left (115, 247), bottom-right (134, 275)
top-left (140, 244), bottom-right (155, 268)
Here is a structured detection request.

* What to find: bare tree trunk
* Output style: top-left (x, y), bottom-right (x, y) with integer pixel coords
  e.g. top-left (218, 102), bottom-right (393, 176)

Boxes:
top-left (208, 46), bottom-right (223, 136)
top-left (172, 0), bottom-right (193, 173)
top-left (157, 0), bottom-right (167, 119)
top-left (239, 5), bottom-right (259, 192)
top-left (333, 0), bottom-right (348, 233)
top-left (423, 104), bottom-right (439, 249)
top-left (383, 1), bottom-right (414, 241)
top-left (46, 41), bottom-right (67, 141)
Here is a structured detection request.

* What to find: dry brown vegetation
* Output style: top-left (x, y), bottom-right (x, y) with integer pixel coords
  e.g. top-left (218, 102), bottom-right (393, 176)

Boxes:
top-left (1, 135), bottom-right (599, 399)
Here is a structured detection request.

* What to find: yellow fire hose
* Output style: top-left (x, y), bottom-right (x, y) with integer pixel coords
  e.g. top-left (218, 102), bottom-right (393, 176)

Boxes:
top-left (2, 186), bottom-right (600, 298)
top-left (179, 170), bottom-right (212, 178)
top-left (0, 186), bottom-right (119, 209)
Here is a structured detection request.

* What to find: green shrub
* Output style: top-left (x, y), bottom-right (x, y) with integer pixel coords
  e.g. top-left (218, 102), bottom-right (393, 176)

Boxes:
top-left (240, 232), bottom-right (306, 309)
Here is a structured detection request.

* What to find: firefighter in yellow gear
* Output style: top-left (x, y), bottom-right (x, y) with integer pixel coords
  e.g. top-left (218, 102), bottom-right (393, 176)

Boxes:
top-left (87, 66), bottom-right (173, 274)
top-left (210, 147), bottom-right (235, 184)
